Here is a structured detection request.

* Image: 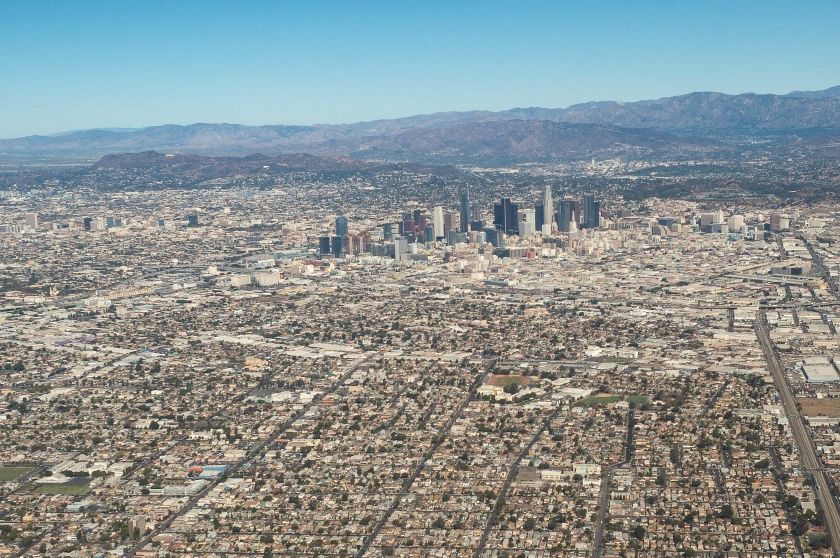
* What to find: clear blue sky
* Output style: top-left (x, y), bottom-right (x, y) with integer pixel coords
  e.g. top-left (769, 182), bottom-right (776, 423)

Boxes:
top-left (1, 0), bottom-right (839, 138)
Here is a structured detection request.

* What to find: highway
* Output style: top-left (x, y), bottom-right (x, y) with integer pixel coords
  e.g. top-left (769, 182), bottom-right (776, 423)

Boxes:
top-left (755, 309), bottom-right (840, 556)
top-left (799, 234), bottom-right (840, 298)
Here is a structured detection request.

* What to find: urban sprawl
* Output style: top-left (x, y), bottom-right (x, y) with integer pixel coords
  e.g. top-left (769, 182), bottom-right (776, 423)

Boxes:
top-left (2, 165), bottom-right (840, 558)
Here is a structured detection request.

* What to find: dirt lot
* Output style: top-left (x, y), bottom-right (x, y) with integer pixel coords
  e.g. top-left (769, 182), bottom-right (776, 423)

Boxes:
top-left (487, 374), bottom-right (531, 388)
top-left (796, 397), bottom-right (840, 417)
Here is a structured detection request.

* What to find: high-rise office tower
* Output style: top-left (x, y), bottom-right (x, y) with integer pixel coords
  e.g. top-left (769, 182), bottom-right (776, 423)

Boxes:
top-left (444, 211), bottom-right (459, 238)
top-left (83, 217), bottom-right (93, 231)
top-left (493, 198), bottom-right (519, 235)
top-left (413, 209), bottom-right (426, 234)
top-left (318, 236), bottom-right (331, 256)
top-left (400, 212), bottom-right (413, 236)
top-left (470, 202), bottom-right (481, 222)
top-left (432, 206), bottom-right (444, 239)
top-left (508, 200), bottom-right (519, 235)
top-left (330, 236), bottom-right (344, 258)
top-left (519, 208), bottom-right (536, 237)
top-left (335, 215), bottom-right (348, 237)
top-left (557, 200), bottom-right (574, 233)
top-left (394, 236), bottom-right (409, 261)
top-left (469, 202), bottom-right (483, 231)
top-left (187, 214), bottom-right (199, 227)
top-left (541, 185), bottom-right (554, 234)
top-left (382, 223), bottom-right (394, 241)
top-left (23, 213), bottom-right (38, 229)
top-left (424, 223), bottom-right (435, 243)
top-left (349, 234), bottom-right (364, 255)
top-left (459, 189), bottom-right (470, 233)
top-left (569, 200), bottom-right (581, 228)
top-left (493, 202), bottom-right (504, 230)
top-left (583, 194), bottom-right (600, 229)
top-left (401, 219), bottom-right (415, 238)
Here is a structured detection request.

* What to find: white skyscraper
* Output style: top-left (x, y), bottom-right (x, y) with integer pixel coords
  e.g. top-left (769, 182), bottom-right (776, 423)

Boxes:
top-left (520, 208), bottom-right (536, 237)
top-left (394, 236), bottom-right (409, 261)
top-left (542, 185), bottom-right (554, 234)
top-left (23, 212), bottom-right (38, 229)
top-left (432, 206), bottom-right (444, 239)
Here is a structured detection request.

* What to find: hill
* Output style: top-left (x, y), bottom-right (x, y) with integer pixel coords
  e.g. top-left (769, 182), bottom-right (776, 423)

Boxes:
top-left (1, 85), bottom-right (839, 163)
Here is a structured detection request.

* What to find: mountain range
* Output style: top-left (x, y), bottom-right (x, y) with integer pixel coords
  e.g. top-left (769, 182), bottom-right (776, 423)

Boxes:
top-left (2, 86), bottom-right (840, 164)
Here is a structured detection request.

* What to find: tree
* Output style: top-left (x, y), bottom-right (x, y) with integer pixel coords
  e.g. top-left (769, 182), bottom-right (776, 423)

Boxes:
top-left (717, 504), bottom-right (734, 520)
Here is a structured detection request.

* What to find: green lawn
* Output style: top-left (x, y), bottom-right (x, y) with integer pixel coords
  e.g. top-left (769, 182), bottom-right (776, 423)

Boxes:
top-left (33, 482), bottom-right (89, 495)
top-left (626, 395), bottom-right (650, 406)
top-left (0, 466), bottom-right (33, 482)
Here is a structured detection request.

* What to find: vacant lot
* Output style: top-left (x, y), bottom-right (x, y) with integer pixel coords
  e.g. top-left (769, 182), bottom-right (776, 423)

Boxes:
top-left (0, 466), bottom-right (33, 482)
top-left (487, 374), bottom-right (531, 388)
top-left (796, 397), bottom-right (840, 417)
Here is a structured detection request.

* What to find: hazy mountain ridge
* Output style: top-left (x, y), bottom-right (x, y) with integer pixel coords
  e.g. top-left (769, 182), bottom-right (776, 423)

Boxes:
top-left (1, 85), bottom-right (839, 163)
top-left (79, 150), bottom-right (469, 189)
top-left (92, 150), bottom-right (370, 172)
top-left (342, 120), bottom-right (720, 164)
top-left (786, 85), bottom-right (840, 99)
top-left (556, 91), bottom-right (840, 132)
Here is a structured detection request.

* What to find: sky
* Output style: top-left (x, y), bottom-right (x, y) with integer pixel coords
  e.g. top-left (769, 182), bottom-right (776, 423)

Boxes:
top-left (1, 0), bottom-right (839, 138)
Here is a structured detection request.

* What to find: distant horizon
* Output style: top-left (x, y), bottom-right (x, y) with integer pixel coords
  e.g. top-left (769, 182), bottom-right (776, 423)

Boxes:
top-left (3, 0), bottom-right (840, 138)
top-left (4, 82), bottom-right (839, 141)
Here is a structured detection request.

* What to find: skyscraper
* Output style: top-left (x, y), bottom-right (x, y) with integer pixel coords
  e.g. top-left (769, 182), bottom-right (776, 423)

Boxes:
top-left (469, 202), bottom-right (483, 231)
top-left (569, 200), bottom-right (581, 228)
top-left (541, 185), bottom-right (554, 234)
top-left (493, 198), bottom-right (519, 235)
top-left (413, 209), bottom-right (426, 233)
top-left (394, 236), bottom-right (409, 261)
top-left (335, 215), bottom-right (348, 237)
top-left (459, 189), bottom-right (470, 233)
top-left (331, 236), bottom-right (344, 258)
top-left (401, 218), bottom-right (415, 240)
top-left (444, 211), bottom-right (459, 239)
top-left (557, 200), bottom-right (574, 233)
top-left (583, 194), bottom-right (600, 229)
top-left (23, 213), bottom-right (38, 229)
top-left (432, 206), bottom-right (444, 239)
top-left (519, 208), bottom-right (536, 237)
top-left (318, 236), bottom-right (331, 256)
top-left (424, 223), bottom-right (435, 243)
